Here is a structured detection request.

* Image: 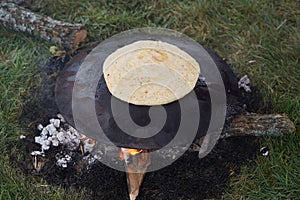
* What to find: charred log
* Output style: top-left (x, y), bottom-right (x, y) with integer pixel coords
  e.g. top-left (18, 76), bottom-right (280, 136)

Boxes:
top-left (0, 3), bottom-right (87, 52)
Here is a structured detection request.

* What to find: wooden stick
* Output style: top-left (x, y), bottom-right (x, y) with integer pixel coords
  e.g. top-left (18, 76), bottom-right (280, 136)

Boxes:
top-left (124, 151), bottom-right (151, 200)
top-left (0, 3), bottom-right (87, 52)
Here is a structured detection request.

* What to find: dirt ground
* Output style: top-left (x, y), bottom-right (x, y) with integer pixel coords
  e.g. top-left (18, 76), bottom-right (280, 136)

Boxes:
top-left (16, 130), bottom-right (258, 199)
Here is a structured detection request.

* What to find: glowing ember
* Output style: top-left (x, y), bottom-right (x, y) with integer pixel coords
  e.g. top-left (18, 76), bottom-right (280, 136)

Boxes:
top-left (119, 147), bottom-right (151, 200)
top-left (119, 148), bottom-right (143, 161)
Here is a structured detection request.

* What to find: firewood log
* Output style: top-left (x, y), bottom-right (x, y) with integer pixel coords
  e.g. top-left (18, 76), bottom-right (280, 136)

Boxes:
top-left (2, 0), bottom-right (24, 5)
top-left (192, 113), bottom-right (296, 153)
top-left (222, 113), bottom-right (296, 138)
top-left (0, 2), bottom-right (87, 52)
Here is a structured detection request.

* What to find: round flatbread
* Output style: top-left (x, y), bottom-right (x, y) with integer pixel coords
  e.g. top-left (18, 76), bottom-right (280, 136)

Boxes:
top-left (103, 40), bottom-right (200, 105)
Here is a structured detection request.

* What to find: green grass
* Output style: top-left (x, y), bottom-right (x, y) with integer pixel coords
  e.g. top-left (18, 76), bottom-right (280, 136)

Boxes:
top-left (1, 0), bottom-right (299, 199)
top-left (0, 27), bottom-right (87, 199)
top-left (223, 134), bottom-right (300, 199)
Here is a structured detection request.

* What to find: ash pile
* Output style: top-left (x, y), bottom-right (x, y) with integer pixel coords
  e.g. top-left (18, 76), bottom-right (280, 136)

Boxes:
top-left (30, 113), bottom-right (97, 169)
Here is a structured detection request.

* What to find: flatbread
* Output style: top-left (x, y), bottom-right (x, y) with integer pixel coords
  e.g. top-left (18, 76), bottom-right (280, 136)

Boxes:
top-left (103, 40), bottom-right (200, 105)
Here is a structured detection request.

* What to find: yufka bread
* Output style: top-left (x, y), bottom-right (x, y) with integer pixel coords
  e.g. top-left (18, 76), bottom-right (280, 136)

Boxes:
top-left (55, 29), bottom-right (241, 150)
top-left (103, 40), bottom-right (200, 105)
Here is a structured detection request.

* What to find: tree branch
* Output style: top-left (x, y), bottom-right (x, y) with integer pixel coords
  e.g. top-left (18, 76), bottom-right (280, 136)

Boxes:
top-left (0, 2), bottom-right (87, 52)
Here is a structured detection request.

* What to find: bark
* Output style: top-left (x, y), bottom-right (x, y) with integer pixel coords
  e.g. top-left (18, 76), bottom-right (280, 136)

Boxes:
top-left (191, 113), bottom-right (296, 153)
top-left (2, 0), bottom-right (24, 5)
top-left (222, 113), bottom-right (296, 138)
top-left (0, 3), bottom-right (87, 52)
top-left (124, 151), bottom-right (151, 200)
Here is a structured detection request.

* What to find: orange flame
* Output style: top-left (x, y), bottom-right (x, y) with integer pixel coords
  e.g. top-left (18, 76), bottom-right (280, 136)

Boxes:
top-left (119, 148), bottom-right (143, 160)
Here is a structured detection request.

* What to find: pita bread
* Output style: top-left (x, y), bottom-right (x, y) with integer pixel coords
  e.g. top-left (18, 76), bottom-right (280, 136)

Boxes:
top-left (103, 40), bottom-right (200, 105)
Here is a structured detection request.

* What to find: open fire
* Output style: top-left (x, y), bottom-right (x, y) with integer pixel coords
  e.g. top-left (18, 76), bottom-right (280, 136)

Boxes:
top-left (119, 148), bottom-right (151, 200)
top-left (119, 148), bottom-right (143, 162)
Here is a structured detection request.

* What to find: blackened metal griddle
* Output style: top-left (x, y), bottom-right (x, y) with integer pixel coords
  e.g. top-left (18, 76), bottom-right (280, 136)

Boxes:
top-left (55, 28), bottom-right (242, 150)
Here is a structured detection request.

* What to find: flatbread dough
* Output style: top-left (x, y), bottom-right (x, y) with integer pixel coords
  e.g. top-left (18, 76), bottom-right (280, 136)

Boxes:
top-left (103, 40), bottom-right (200, 105)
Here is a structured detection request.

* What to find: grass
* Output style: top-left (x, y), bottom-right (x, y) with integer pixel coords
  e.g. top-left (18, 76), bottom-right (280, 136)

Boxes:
top-left (0, 29), bottom-right (47, 167)
top-left (223, 134), bottom-right (300, 199)
top-left (1, 0), bottom-right (299, 199)
top-left (0, 28), bottom-right (87, 199)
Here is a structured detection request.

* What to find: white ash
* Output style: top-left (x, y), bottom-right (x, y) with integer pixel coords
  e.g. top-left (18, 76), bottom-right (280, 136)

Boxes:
top-left (46, 124), bottom-right (56, 134)
top-left (156, 145), bottom-right (189, 160)
top-left (40, 128), bottom-right (48, 136)
top-left (31, 150), bottom-right (44, 156)
top-left (84, 154), bottom-right (98, 169)
top-left (91, 144), bottom-right (127, 167)
top-left (37, 124), bottom-right (43, 131)
top-left (42, 144), bottom-right (50, 151)
top-left (56, 153), bottom-right (72, 168)
top-left (31, 114), bottom-right (99, 169)
top-left (53, 119), bottom-right (60, 128)
top-left (238, 75), bottom-right (251, 92)
top-left (49, 118), bottom-right (55, 124)
top-left (31, 114), bottom-right (83, 158)
top-left (52, 139), bottom-right (59, 147)
top-left (56, 113), bottom-right (66, 122)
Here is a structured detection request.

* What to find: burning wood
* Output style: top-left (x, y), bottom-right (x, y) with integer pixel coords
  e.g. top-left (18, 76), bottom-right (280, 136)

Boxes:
top-left (120, 148), bottom-right (151, 200)
top-left (119, 148), bottom-right (143, 162)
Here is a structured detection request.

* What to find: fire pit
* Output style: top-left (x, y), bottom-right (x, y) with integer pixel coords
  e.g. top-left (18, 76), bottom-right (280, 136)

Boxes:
top-left (19, 28), bottom-right (294, 200)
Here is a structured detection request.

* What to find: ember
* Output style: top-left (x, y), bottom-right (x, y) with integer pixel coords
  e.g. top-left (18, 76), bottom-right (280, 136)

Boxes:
top-left (119, 148), bottom-right (143, 161)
